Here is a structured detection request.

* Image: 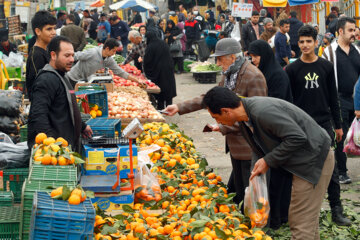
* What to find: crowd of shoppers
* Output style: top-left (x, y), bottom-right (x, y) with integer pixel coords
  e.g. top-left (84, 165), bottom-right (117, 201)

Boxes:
top-left (18, 5), bottom-right (360, 237)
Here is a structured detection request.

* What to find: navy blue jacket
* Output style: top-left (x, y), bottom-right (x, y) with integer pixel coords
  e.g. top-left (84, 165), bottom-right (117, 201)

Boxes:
top-left (110, 20), bottom-right (130, 46)
top-left (289, 17), bottom-right (303, 46)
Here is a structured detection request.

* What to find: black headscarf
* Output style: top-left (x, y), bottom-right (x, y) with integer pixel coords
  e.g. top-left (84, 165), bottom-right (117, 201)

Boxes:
top-left (248, 40), bottom-right (293, 102)
top-left (143, 31), bottom-right (176, 100)
top-left (146, 18), bottom-right (162, 39)
top-left (165, 20), bottom-right (182, 45)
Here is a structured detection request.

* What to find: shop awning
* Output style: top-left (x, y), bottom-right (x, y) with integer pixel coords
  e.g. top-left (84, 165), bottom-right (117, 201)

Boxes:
top-left (288, 0), bottom-right (319, 6)
top-left (90, 0), bottom-right (104, 8)
top-left (262, 0), bottom-right (287, 7)
top-left (109, 0), bottom-right (158, 12)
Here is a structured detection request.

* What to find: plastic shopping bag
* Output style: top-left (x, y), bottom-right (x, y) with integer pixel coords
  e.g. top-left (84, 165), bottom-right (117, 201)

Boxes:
top-left (343, 118), bottom-right (360, 156)
top-left (134, 145), bottom-right (162, 203)
top-left (244, 174), bottom-right (270, 228)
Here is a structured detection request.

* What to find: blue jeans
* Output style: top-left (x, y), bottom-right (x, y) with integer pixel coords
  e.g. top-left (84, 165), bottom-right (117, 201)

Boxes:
top-left (121, 43), bottom-right (128, 58)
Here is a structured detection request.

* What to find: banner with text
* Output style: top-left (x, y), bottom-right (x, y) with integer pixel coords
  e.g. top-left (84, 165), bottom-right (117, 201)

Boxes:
top-left (231, 3), bottom-right (253, 18)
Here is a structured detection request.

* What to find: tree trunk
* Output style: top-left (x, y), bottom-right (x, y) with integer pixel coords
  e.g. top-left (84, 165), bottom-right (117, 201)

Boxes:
top-left (0, 0), bottom-right (5, 19)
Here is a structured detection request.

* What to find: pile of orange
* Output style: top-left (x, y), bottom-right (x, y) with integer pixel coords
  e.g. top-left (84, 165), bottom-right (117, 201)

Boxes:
top-left (50, 186), bottom-right (87, 205)
top-left (93, 122), bottom-right (272, 240)
top-left (32, 133), bottom-right (83, 165)
top-left (89, 104), bottom-right (102, 119)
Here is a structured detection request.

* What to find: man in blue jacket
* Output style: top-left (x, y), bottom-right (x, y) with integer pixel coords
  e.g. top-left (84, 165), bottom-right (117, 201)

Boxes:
top-left (202, 86), bottom-right (334, 240)
top-left (109, 16), bottom-right (130, 57)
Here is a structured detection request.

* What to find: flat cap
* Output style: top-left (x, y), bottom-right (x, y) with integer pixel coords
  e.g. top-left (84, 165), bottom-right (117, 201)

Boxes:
top-left (210, 38), bottom-right (241, 57)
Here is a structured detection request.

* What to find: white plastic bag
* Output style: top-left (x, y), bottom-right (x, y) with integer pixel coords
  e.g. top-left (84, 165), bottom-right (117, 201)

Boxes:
top-left (3, 52), bottom-right (23, 67)
top-left (244, 174), bottom-right (270, 228)
top-left (231, 22), bottom-right (241, 42)
top-left (134, 144), bottom-right (162, 202)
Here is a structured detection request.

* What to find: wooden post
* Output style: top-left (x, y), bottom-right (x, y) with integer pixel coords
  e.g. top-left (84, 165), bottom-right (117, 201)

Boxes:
top-left (316, 3), bottom-right (320, 25)
top-left (355, 0), bottom-right (359, 26)
top-left (325, 2), bottom-right (330, 16)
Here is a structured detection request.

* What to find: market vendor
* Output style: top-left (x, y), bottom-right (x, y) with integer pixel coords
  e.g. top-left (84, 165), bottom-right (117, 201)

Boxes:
top-left (202, 86), bottom-right (334, 240)
top-left (0, 34), bottom-right (17, 56)
top-left (28, 36), bottom-right (92, 151)
top-left (67, 38), bottom-right (142, 86)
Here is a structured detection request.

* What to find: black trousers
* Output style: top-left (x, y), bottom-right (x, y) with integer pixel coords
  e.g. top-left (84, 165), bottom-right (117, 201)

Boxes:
top-left (186, 38), bottom-right (196, 55)
top-left (227, 156), bottom-right (251, 209)
top-left (268, 167), bottom-right (292, 229)
top-left (321, 122), bottom-right (342, 209)
top-left (335, 96), bottom-right (354, 176)
top-left (173, 57), bottom-right (184, 72)
top-left (155, 94), bottom-right (173, 110)
top-left (291, 44), bottom-right (301, 58)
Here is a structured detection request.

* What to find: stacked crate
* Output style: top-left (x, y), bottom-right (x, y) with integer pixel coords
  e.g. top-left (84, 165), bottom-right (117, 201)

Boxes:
top-left (19, 163), bottom-right (77, 240)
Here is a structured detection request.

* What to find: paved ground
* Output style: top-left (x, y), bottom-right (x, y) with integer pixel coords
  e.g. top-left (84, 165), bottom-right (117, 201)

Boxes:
top-left (166, 72), bottom-right (360, 211)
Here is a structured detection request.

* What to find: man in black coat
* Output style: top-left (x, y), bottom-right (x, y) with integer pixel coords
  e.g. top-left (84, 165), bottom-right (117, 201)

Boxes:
top-left (241, 11), bottom-right (264, 55)
top-left (27, 36), bottom-right (92, 150)
top-left (202, 87), bottom-right (334, 240)
top-left (288, 11), bottom-right (303, 57)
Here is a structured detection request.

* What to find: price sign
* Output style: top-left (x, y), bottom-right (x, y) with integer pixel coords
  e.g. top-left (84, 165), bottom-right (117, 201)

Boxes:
top-left (231, 3), bottom-right (253, 18)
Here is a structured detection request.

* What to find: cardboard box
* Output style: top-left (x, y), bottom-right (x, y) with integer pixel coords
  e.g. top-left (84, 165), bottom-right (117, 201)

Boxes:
top-left (83, 144), bottom-right (138, 178)
top-left (92, 191), bottom-right (134, 214)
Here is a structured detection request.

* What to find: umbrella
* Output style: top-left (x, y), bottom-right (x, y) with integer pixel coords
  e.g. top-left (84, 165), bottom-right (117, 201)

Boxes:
top-left (109, 0), bottom-right (157, 12)
top-left (90, 0), bottom-right (104, 7)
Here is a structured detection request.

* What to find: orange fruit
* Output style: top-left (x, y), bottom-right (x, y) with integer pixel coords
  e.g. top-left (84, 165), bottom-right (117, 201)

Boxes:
top-left (34, 156), bottom-right (43, 162)
top-left (50, 186), bottom-right (63, 197)
top-left (162, 201), bottom-right (170, 209)
top-left (207, 172), bottom-right (216, 179)
top-left (90, 110), bottom-right (97, 119)
top-left (51, 156), bottom-right (58, 165)
top-left (72, 188), bottom-right (82, 197)
top-left (43, 137), bottom-right (56, 146)
top-left (219, 205), bottom-right (230, 213)
top-left (41, 154), bottom-right (52, 165)
top-left (102, 236), bottom-right (111, 240)
top-left (163, 225), bottom-right (174, 234)
top-left (58, 156), bottom-right (68, 166)
top-left (186, 157), bottom-right (195, 165)
top-left (167, 186), bottom-right (175, 193)
top-left (181, 190), bottom-right (190, 196)
top-left (168, 159), bottom-right (177, 167)
top-left (96, 110), bottom-right (102, 117)
top-left (154, 193), bottom-right (161, 202)
top-left (35, 133), bottom-right (47, 144)
top-left (68, 194), bottom-right (81, 205)
top-left (69, 154), bottom-right (75, 164)
top-left (56, 137), bottom-right (68, 147)
top-left (91, 105), bottom-right (99, 111)
top-left (134, 224), bottom-right (146, 234)
top-left (155, 139), bottom-right (165, 147)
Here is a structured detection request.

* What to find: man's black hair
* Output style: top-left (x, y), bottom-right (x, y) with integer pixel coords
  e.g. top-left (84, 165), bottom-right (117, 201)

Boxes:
top-left (109, 16), bottom-right (118, 22)
top-left (219, 31), bottom-right (228, 38)
top-left (290, 11), bottom-right (297, 18)
top-left (100, 13), bottom-right (107, 17)
top-left (202, 87), bottom-right (241, 114)
top-left (252, 11), bottom-right (259, 16)
top-left (47, 36), bottom-right (72, 55)
top-left (298, 25), bottom-right (317, 41)
top-left (337, 16), bottom-right (356, 32)
top-left (31, 10), bottom-right (57, 36)
top-left (67, 14), bottom-right (76, 23)
top-left (83, 10), bottom-right (90, 14)
top-left (103, 38), bottom-right (120, 50)
top-left (57, 11), bottom-right (66, 19)
top-left (279, 19), bottom-right (290, 27)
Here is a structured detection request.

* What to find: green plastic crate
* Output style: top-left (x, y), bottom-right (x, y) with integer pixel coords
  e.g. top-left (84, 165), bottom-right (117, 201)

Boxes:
top-left (0, 206), bottom-right (20, 240)
top-left (3, 168), bottom-right (29, 203)
top-left (28, 165), bottom-right (77, 183)
top-left (20, 125), bottom-right (27, 142)
top-left (19, 179), bottom-right (76, 239)
top-left (0, 191), bottom-right (14, 206)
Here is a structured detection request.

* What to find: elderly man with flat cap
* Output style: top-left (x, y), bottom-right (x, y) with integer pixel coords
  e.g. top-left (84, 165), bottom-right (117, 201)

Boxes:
top-left (164, 38), bottom-right (267, 206)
